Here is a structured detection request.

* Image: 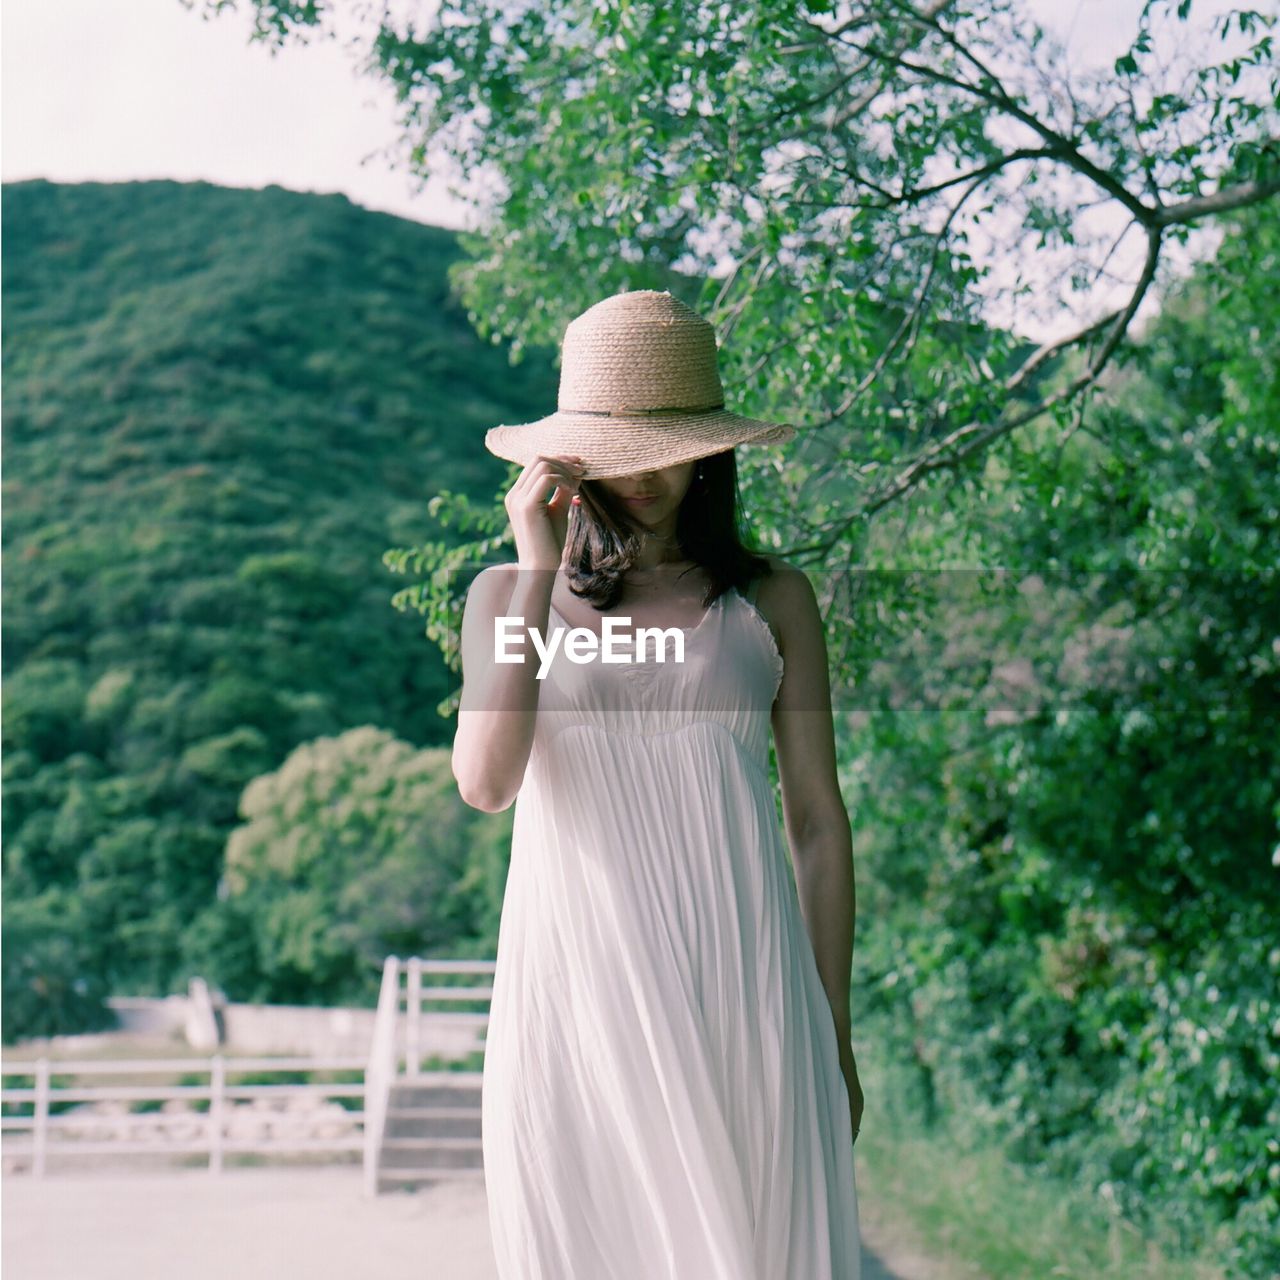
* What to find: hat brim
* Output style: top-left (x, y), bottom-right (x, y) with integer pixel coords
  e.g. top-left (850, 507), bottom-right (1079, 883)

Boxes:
top-left (483, 408), bottom-right (796, 479)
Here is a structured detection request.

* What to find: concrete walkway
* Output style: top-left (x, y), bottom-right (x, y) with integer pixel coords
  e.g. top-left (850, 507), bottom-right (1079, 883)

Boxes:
top-left (3, 1167), bottom-right (926, 1279)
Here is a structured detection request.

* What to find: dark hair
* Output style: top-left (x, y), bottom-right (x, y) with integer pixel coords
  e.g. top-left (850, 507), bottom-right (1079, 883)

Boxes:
top-left (563, 448), bottom-right (775, 611)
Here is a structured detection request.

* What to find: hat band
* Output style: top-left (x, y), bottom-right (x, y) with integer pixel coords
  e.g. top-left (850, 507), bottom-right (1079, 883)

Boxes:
top-left (558, 402), bottom-right (725, 418)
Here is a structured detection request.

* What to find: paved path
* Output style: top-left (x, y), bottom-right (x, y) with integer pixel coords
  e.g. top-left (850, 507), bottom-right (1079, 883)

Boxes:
top-left (3, 1167), bottom-right (923, 1279)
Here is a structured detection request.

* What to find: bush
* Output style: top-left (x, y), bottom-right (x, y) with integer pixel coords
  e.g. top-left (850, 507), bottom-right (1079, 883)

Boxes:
top-left (1, 888), bottom-right (115, 1043)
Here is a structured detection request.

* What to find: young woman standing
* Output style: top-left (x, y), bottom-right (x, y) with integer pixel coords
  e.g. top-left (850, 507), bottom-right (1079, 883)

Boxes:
top-left (452, 290), bottom-right (863, 1279)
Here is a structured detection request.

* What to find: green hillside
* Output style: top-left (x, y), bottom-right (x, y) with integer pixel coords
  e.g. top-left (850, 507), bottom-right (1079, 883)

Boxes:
top-left (1, 178), bottom-right (554, 1011)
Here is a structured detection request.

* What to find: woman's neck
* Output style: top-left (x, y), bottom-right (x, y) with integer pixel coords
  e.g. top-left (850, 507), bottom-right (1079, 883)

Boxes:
top-left (632, 549), bottom-right (691, 571)
top-left (630, 525), bottom-right (688, 570)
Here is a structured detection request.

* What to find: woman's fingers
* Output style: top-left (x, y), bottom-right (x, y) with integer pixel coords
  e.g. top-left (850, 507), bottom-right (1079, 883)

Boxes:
top-left (506, 458), bottom-right (580, 513)
top-left (503, 455), bottom-right (586, 567)
top-left (540, 457), bottom-right (586, 507)
top-left (516, 456), bottom-right (583, 496)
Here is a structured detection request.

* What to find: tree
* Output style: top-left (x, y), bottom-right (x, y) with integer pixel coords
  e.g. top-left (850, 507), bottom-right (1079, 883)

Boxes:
top-left (191, 0), bottom-right (1277, 562)
top-left (2, 889), bottom-right (116, 1044)
top-left (185, 726), bottom-right (513, 1005)
top-left (843, 198), bottom-right (1279, 1275)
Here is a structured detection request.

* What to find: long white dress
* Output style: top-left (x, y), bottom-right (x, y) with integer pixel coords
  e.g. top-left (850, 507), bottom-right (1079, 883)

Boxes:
top-left (481, 574), bottom-right (862, 1279)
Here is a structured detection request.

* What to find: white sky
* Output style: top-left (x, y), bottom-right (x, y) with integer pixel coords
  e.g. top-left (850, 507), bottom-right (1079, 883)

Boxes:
top-left (1, 0), bottom-right (1253, 342)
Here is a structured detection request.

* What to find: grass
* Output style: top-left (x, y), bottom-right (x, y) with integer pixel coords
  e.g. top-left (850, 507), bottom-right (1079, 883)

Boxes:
top-left (419, 1050), bottom-right (485, 1074)
top-left (852, 1051), bottom-right (1234, 1280)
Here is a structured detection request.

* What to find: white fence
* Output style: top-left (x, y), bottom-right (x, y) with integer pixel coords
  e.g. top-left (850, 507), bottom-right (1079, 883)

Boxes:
top-left (0, 956), bottom-right (495, 1191)
top-left (1, 1054), bottom-right (366, 1175)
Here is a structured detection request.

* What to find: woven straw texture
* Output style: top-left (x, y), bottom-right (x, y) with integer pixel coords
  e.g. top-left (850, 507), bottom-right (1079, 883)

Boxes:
top-left (483, 290), bottom-right (795, 478)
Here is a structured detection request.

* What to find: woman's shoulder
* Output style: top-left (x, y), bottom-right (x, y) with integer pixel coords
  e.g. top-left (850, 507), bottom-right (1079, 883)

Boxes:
top-left (756, 554), bottom-right (809, 596)
top-left (463, 562), bottom-right (521, 615)
top-left (467, 562), bottom-right (517, 589)
top-left (758, 553), bottom-right (796, 575)
top-left (752, 556), bottom-right (818, 649)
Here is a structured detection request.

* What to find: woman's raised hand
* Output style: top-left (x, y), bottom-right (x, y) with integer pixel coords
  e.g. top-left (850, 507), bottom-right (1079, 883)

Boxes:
top-left (505, 454), bottom-right (586, 572)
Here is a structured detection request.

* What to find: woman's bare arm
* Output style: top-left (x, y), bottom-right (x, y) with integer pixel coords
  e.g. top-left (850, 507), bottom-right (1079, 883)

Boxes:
top-left (450, 564), bottom-right (555, 812)
top-left (765, 561), bottom-right (857, 1039)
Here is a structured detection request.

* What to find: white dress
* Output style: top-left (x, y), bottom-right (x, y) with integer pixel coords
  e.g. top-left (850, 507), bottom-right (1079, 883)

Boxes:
top-left (481, 574), bottom-right (862, 1279)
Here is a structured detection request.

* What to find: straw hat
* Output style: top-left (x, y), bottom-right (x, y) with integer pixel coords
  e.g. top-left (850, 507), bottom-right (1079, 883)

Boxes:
top-left (483, 289), bottom-right (796, 479)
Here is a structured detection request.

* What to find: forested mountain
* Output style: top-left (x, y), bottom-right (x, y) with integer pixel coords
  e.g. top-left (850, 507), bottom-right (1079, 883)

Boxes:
top-left (2, 178), bottom-right (553, 1015)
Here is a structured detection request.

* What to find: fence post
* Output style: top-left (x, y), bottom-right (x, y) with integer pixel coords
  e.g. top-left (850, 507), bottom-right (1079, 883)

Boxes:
top-left (209, 1054), bottom-right (225, 1174)
top-left (406, 957), bottom-right (421, 1079)
top-left (33, 1058), bottom-right (49, 1178)
top-left (363, 955), bottom-right (401, 1199)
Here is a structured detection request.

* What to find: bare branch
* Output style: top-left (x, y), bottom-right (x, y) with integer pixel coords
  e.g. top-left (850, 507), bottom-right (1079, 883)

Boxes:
top-left (888, 146), bottom-right (1064, 208)
top-left (859, 226), bottom-right (1165, 516)
top-left (819, 0), bottom-right (960, 130)
top-left (1005, 305), bottom-right (1123, 397)
top-left (820, 169), bottom-right (994, 423)
top-left (789, 146), bottom-right (1061, 215)
top-left (710, 243), bottom-right (765, 316)
top-left (823, 24), bottom-right (1156, 223)
top-left (1152, 175), bottom-right (1280, 227)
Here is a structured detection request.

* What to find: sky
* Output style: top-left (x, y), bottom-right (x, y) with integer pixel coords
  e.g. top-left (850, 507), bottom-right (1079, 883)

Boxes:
top-left (1, 0), bottom-right (1251, 342)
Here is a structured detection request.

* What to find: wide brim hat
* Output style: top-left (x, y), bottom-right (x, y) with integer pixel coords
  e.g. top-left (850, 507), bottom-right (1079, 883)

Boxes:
top-left (483, 289), bottom-right (796, 480)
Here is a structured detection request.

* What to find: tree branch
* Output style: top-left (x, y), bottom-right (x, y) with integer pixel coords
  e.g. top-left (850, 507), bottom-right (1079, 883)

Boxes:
top-left (1152, 175), bottom-right (1280, 227)
top-left (1004, 307), bottom-right (1121, 397)
top-left (825, 23), bottom-right (1156, 224)
top-left (817, 0), bottom-right (960, 130)
top-left (819, 168), bottom-right (995, 424)
top-left (861, 225), bottom-right (1165, 516)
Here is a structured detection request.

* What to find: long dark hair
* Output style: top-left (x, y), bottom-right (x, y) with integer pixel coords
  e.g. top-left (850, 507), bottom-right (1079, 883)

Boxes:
top-left (563, 448), bottom-right (775, 611)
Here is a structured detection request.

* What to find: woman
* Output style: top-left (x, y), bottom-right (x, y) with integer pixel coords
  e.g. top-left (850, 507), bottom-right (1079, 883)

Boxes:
top-left (451, 290), bottom-right (863, 1279)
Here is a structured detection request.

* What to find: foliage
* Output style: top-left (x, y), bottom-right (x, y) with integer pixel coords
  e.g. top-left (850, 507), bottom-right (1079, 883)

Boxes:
top-left (846, 199), bottom-right (1280, 1277)
top-left (5, 42), bottom-right (1278, 1260)
top-left (183, 727), bottom-right (513, 1005)
top-left (1, 178), bottom-right (538, 1017)
top-left (1, 888), bottom-right (117, 1044)
top-left (209, 0), bottom-right (1277, 537)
